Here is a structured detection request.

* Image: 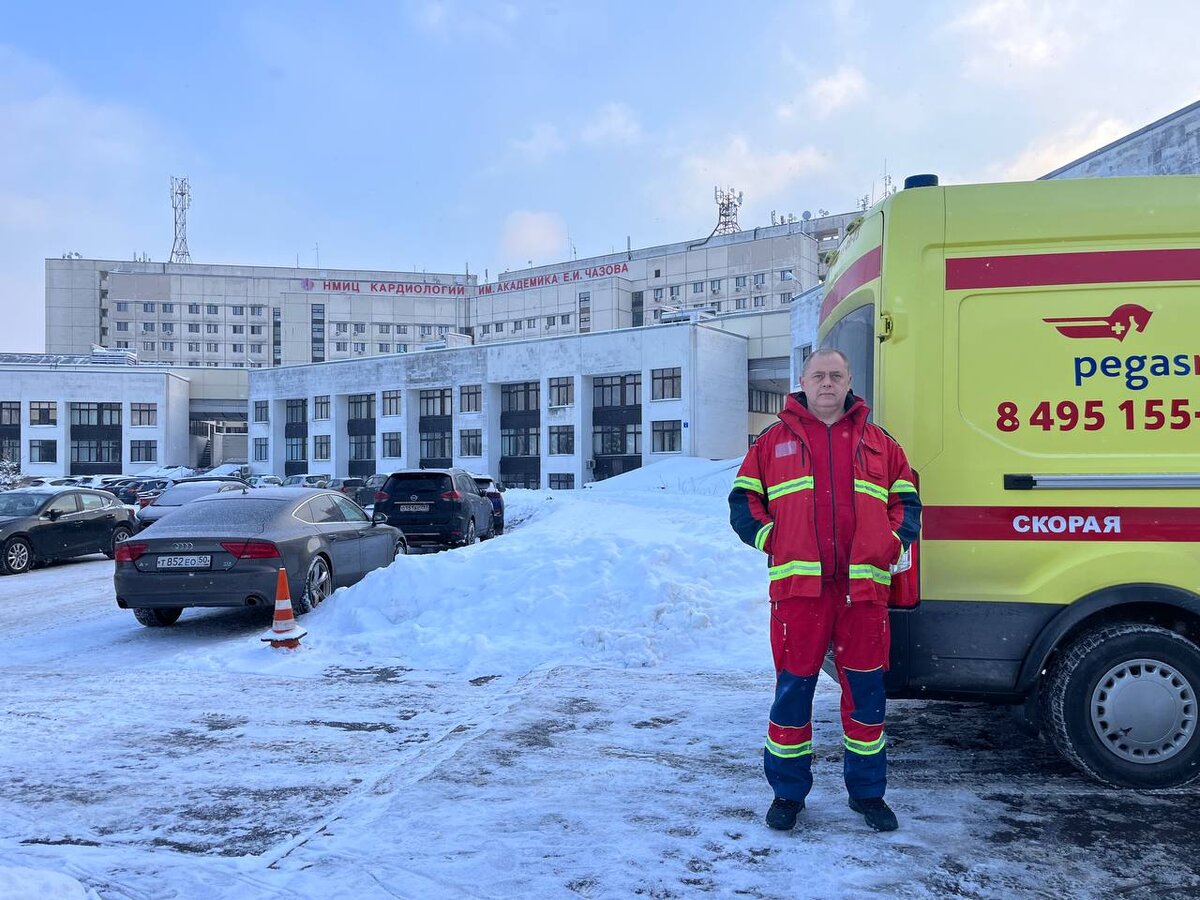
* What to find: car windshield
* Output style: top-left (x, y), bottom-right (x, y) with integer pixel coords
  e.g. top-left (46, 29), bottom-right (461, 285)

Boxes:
top-left (0, 493), bottom-right (46, 517)
top-left (282, 476), bottom-right (302, 485)
top-left (148, 497), bottom-right (285, 533)
top-left (153, 482), bottom-right (230, 506)
top-left (386, 474), bottom-right (451, 495)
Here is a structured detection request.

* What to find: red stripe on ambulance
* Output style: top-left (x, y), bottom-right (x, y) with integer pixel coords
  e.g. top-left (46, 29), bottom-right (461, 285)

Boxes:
top-left (945, 247), bottom-right (1200, 291)
top-left (923, 506), bottom-right (1200, 542)
top-left (820, 245), bottom-right (882, 323)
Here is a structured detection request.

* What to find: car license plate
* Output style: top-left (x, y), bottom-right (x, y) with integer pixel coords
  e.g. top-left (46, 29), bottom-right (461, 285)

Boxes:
top-left (396, 503), bottom-right (429, 512)
top-left (155, 554), bottom-right (212, 570)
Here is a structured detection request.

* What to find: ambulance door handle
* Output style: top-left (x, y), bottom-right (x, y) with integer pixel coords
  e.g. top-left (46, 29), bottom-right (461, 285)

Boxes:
top-left (878, 313), bottom-right (894, 342)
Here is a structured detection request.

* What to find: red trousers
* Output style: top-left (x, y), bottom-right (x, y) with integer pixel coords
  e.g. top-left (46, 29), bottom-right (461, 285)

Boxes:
top-left (764, 579), bottom-right (891, 801)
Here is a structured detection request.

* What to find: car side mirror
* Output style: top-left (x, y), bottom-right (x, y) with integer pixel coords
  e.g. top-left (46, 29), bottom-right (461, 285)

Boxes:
top-left (372, 511), bottom-right (388, 525)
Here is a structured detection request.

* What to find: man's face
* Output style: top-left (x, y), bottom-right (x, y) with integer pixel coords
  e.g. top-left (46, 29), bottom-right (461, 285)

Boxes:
top-left (800, 353), bottom-right (852, 417)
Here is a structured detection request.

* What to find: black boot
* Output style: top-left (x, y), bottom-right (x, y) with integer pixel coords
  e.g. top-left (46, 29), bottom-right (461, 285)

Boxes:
top-left (765, 797), bottom-right (804, 831)
top-left (848, 797), bottom-right (898, 832)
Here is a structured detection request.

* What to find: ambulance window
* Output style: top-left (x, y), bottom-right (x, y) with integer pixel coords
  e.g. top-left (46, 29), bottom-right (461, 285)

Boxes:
top-left (824, 304), bottom-right (875, 411)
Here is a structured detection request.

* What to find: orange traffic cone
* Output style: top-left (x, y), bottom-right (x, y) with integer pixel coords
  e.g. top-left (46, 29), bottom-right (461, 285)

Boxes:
top-left (261, 567), bottom-right (308, 649)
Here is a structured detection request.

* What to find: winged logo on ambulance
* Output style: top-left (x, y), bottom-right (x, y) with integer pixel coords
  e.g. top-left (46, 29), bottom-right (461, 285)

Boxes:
top-left (1042, 304), bottom-right (1152, 341)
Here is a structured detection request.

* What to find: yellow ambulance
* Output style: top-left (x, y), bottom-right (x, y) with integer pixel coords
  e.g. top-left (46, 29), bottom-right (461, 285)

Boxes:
top-left (819, 174), bottom-right (1200, 788)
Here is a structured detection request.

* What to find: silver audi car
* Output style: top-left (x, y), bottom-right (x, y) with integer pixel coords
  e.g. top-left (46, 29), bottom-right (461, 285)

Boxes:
top-left (114, 488), bottom-right (406, 627)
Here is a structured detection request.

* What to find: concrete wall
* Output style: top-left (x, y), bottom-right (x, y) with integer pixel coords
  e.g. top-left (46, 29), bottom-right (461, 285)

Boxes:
top-left (1042, 101), bottom-right (1200, 179)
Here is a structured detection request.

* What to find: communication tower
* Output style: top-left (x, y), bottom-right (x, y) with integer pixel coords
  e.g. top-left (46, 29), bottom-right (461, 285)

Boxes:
top-left (170, 176), bottom-right (192, 263)
top-left (712, 187), bottom-right (743, 236)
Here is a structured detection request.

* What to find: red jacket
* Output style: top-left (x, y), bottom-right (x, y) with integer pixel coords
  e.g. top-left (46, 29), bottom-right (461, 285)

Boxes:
top-left (729, 391), bottom-right (921, 603)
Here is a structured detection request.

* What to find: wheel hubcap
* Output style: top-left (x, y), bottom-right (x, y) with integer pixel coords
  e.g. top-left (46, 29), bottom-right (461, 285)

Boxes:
top-left (1091, 657), bottom-right (1196, 764)
top-left (307, 559), bottom-right (331, 605)
top-left (7, 543), bottom-right (29, 570)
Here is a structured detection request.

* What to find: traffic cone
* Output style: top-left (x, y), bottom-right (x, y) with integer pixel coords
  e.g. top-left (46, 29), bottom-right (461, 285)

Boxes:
top-left (261, 567), bottom-right (308, 649)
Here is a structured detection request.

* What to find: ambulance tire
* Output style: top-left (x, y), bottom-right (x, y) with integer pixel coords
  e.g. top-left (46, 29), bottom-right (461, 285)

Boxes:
top-left (1042, 622), bottom-right (1200, 789)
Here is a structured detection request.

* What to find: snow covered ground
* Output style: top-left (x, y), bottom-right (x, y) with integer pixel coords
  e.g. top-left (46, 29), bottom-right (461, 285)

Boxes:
top-left (1, 458), bottom-right (1198, 899)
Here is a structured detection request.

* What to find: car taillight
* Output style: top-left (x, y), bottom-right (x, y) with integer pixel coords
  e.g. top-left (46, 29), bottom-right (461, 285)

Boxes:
top-left (114, 543), bottom-right (148, 563)
top-left (220, 540), bottom-right (281, 559)
top-left (486, 491), bottom-right (501, 499)
top-left (374, 491), bottom-right (389, 502)
top-left (440, 490), bottom-right (462, 500)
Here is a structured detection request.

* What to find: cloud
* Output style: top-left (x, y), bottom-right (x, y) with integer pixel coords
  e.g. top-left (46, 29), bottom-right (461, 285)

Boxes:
top-left (580, 102), bottom-right (642, 145)
top-left (412, 1), bottom-right (520, 43)
top-left (499, 210), bottom-right (567, 265)
top-left (511, 124), bottom-right (567, 163)
top-left (677, 137), bottom-right (830, 212)
top-left (996, 115), bottom-right (1132, 180)
top-left (948, 0), bottom-right (1078, 79)
top-left (806, 65), bottom-right (868, 116)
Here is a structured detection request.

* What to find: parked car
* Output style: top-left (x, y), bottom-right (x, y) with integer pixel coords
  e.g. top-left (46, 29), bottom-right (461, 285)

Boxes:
top-left (374, 468), bottom-right (495, 548)
top-left (0, 487), bottom-right (136, 575)
top-left (113, 479), bottom-right (171, 507)
top-left (114, 488), bottom-right (406, 626)
top-left (19, 477), bottom-right (80, 488)
top-left (134, 480), bottom-right (247, 531)
top-left (281, 473), bottom-right (331, 488)
top-left (75, 475), bottom-right (130, 491)
top-left (355, 473), bottom-right (389, 508)
top-left (247, 475), bottom-right (282, 488)
top-left (471, 474), bottom-right (506, 536)
top-left (327, 478), bottom-right (366, 502)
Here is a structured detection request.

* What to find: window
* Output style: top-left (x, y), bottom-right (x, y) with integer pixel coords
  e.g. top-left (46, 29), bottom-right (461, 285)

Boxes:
top-left (501, 382), bottom-right (539, 412)
top-left (419, 430), bottom-right (452, 460)
top-left (187, 323), bottom-right (200, 333)
top-left (334, 322), bottom-right (348, 334)
top-left (232, 325), bottom-right (245, 334)
top-left (419, 389), bottom-right (452, 417)
top-left (206, 324), bottom-right (219, 334)
top-left (29, 402), bottom-right (56, 426)
top-left (494, 321), bottom-right (504, 333)
top-left (232, 343), bottom-right (245, 353)
top-left (0, 402), bottom-right (18, 425)
top-left (548, 425), bottom-right (574, 455)
top-left (652, 420), bottom-right (682, 453)
top-left (593, 423), bottom-right (641, 455)
top-left (286, 399), bottom-right (307, 424)
top-left (161, 342), bottom-right (175, 352)
top-left (750, 389), bottom-right (786, 414)
top-left (348, 393), bottom-right (376, 420)
top-left (377, 343), bottom-right (391, 353)
top-left (251, 305), bottom-right (264, 316)
top-left (500, 427), bottom-right (539, 457)
top-left (188, 303), bottom-right (201, 314)
top-left (578, 291), bottom-right (591, 306)
top-left (545, 316), bottom-right (555, 328)
top-left (115, 302), bottom-right (129, 312)
top-left (460, 428), bottom-right (482, 457)
top-left (654, 268), bottom-right (662, 278)
top-left (162, 303), bottom-right (174, 313)
top-left (460, 384), bottom-right (481, 413)
top-left (142, 322), bottom-right (155, 332)
top-left (29, 440), bottom-right (56, 463)
top-left (206, 304), bottom-right (219, 315)
top-left (439, 325), bottom-right (450, 335)
top-left (735, 275), bottom-right (748, 289)
top-left (115, 321), bottom-right (129, 332)
top-left (548, 377), bottom-right (574, 407)
top-left (335, 342), bottom-right (348, 352)
top-left (70, 439), bottom-right (120, 463)
top-left (692, 282), bottom-right (704, 294)
top-left (115, 341), bottom-right (130, 349)
top-left (513, 320), bottom-right (523, 331)
top-left (188, 342), bottom-right (201, 352)
top-left (250, 325), bottom-right (264, 335)
top-left (131, 403), bottom-right (157, 426)
top-left (735, 297), bottom-right (747, 310)
top-left (206, 342), bottom-right (220, 352)
top-left (250, 344), bottom-right (263, 353)
top-left (382, 432), bottom-right (402, 457)
top-left (397, 324), bottom-right (408, 334)
top-left (306, 395), bottom-right (327, 421)
top-left (0, 438), bottom-right (17, 462)
top-left (669, 285), bottom-right (680, 299)
top-left (481, 324), bottom-right (491, 335)
top-left (352, 323), bottom-right (366, 335)
top-left (142, 302), bottom-right (155, 313)
top-left (779, 292), bottom-right (792, 304)
top-left (652, 367), bottom-right (681, 401)
top-left (593, 374), bottom-right (641, 407)
top-left (653, 309), bottom-right (663, 322)
top-left (349, 434), bottom-right (375, 461)
top-left (254, 400), bottom-right (269, 423)
top-left (377, 323), bottom-right (391, 334)
top-left (527, 318), bottom-right (536, 329)
top-left (352, 342), bottom-right (366, 353)
top-left (253, 437), bottom-right (268, 461)
top-left (161, 323), bottom-right (174, 334)
top-left (753, 295), bottom-right (766, 308)
top-left (70, 402), bottom-right (121, 426)
top-left (142, 341), bottom-right (156, 351)
top-left (232, 305), bottom-right (244, 315)
top-left (710, 279), bottom-right (722, 292)
top-left (420, 325), bottom-right (432, 337)
top-left (313, 434), bottom-right (330, 460)
top-left (560, 314), bottom-right (571, 325)
top-left (285, 437), bottom-right (306, 462)
top-left (130, 440), bottom-right (157, 462)
top-left (754, 273), bottom-right (766, 287)
top-left (779, 268), bottom-right (794, 281)
top-left (549, 473), bottom-right (575, 490)
top-left (380, 390), bottom-right (402, 417)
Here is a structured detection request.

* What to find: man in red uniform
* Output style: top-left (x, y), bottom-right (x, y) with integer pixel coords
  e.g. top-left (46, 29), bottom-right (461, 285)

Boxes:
top-left (728, 349), bottom-right (921, 832)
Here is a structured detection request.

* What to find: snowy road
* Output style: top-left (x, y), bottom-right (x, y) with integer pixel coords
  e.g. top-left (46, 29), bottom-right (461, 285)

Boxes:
top-left (2, 473), bottom-right (1199, 898)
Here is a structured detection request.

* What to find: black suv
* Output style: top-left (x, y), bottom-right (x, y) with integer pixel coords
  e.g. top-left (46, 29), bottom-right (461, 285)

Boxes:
top-left (375, 468), bottom-right (495, 548)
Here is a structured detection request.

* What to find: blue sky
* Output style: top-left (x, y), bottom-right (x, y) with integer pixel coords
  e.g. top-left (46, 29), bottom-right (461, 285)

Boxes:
top-left (2, 0), bottom-right (1198, 350)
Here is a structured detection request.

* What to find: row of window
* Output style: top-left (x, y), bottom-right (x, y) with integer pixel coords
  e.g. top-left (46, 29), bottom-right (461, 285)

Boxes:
top-left (112, 340), bottom-right (265, 354)
top-left (645, 270), bottom-right (794, 300)
top-left (0, 439), bottom-right (158, 464)
top-left (0, 402), bottom-right (158, 427)
top-left (114, 322), bottom-right (267, 336)
top-left (254, 371), bottom-right (683, 425)
top-left (253, 421), bottom-right (683, 462)
top-left (480, 314), bottom-right (572, 336)
top-left (112, 302), bottom-right (266, 316)
top-left (325, 323), bottom-right (448, 337)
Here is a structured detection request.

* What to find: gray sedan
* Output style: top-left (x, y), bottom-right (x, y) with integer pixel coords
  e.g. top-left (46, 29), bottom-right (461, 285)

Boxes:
top-left (133, 480), bottom-right (246, 531)
top-left (114, 488), bottom-right (406, 627)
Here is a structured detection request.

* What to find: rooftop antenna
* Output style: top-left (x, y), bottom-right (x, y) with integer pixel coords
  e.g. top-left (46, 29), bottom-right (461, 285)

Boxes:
top-left (711, 186), bottom-right (743, 236)
top-left (169, 176), bottom-right (192, 263)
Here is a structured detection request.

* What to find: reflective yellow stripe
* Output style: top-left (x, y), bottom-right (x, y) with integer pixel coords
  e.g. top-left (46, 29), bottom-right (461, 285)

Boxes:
top-left (754, 522), bottom-right (774, 551)
top-left (890, 479), bottom-right (916, 494)
top-left (849, 564), bottom-right (891, 586)
top-left (733, 476), bottom-right (764, 494)
top-left (768, 559), bottom-right (822, 581)
top-left (844, 734), bottom-right (886, 756)
top-left (766, 476), bottom-right (814, 501)
top-left (853, 479), bottom-right (888, 503)
top-left (766, 737), bottom-right (813, 758)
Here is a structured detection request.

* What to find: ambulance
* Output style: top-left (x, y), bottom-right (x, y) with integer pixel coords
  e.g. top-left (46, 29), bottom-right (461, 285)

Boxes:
top-left (819, 174), bottom-right (1200, 788)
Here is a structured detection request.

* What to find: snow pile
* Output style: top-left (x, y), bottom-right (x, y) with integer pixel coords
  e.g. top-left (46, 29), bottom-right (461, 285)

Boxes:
top-left (0, 867), bottom-right (90, 899)
top-left (195, 457), bottom-right (768, 678)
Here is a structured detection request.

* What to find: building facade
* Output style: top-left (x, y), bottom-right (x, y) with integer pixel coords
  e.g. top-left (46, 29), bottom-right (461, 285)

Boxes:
top-left (1041, 100), bottom-right (1200, 179)
top-left (247, 322), bottom-right (750, 488)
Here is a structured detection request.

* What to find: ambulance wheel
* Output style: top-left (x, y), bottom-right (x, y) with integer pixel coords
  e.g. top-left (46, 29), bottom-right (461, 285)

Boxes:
top-left (1041, 622), bottom-right (1200, 788)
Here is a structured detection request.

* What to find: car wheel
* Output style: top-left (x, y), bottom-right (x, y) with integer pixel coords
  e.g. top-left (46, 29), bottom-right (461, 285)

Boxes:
top-left (105, 525), bottom-right (133, 559)
top-left (1, 536), bottom-right (33, 575)
top-left (463, 518), bottom-right (477, 546)
top-left (133, 607), bottom-right (182, 627)
top-left (1041, 622), bottom-right (1200, 788)
top-left (297, 555), bottom-right (332, 615)
top-left (494, 519), bottom-right (504, 536)
top-left (393, 539), bottom-right (407, 560)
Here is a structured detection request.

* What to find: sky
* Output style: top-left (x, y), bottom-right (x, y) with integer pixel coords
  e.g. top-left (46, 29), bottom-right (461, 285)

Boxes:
top-left (2, 0), bottom-right (1198, 352)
